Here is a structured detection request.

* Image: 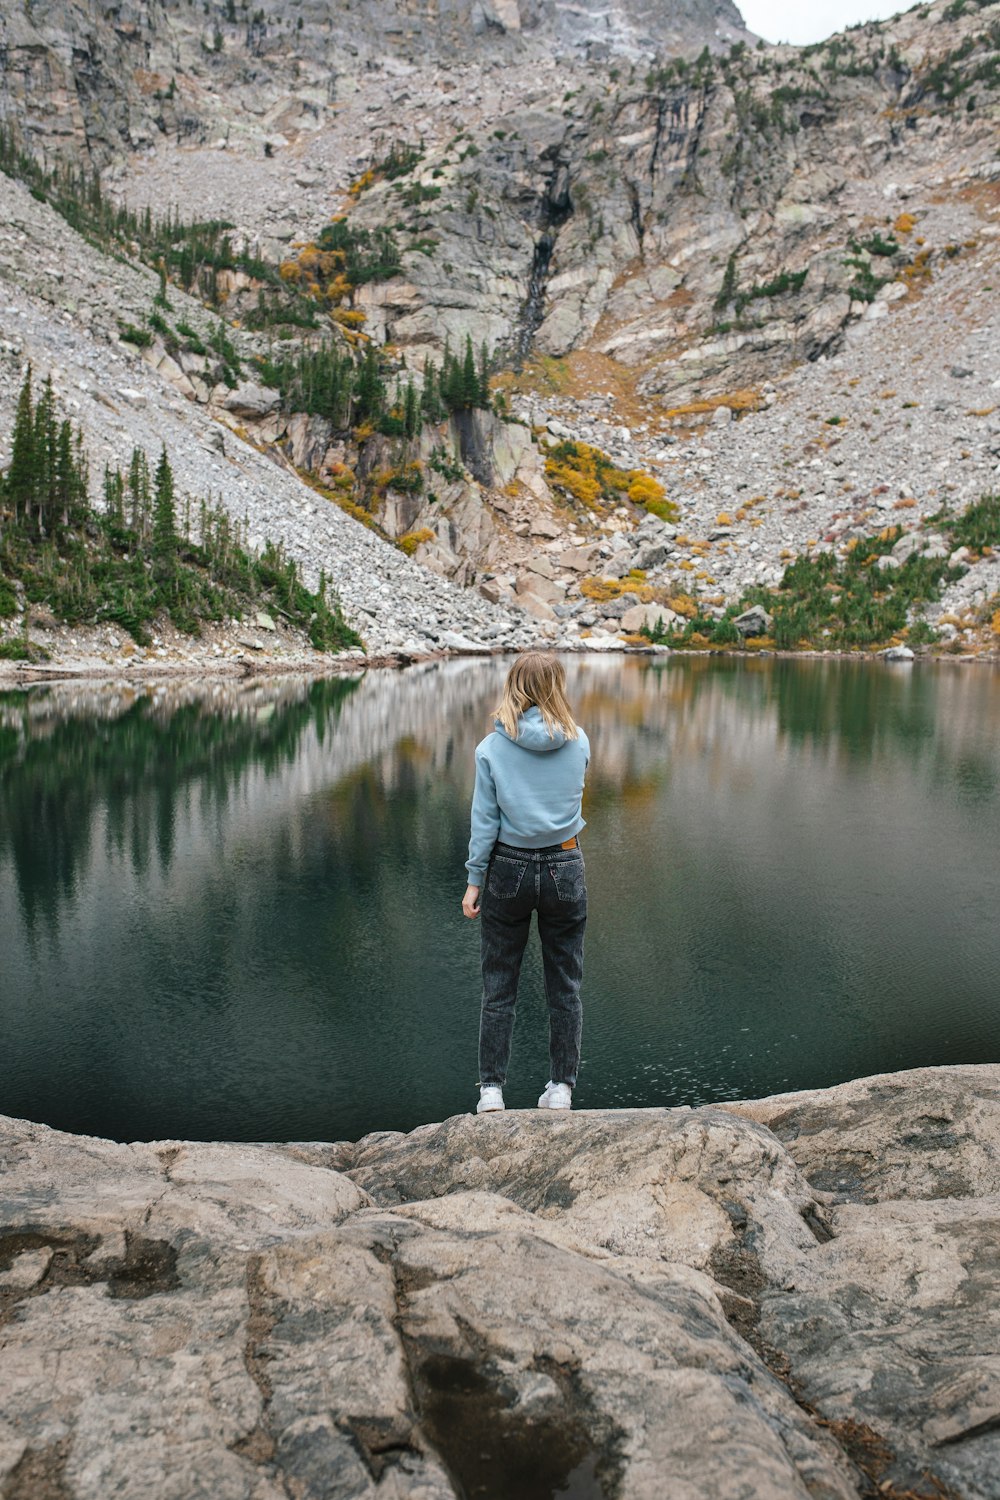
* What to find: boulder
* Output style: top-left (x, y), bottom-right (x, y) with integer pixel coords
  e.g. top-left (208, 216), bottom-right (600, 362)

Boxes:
top-left (558, 545), bottom-right (598, 573)
top-left (517, 590), bottom-right (558, 620)
top-left (635, 542), bottom-right (673, 570)
top-left (219, 381), bottom-right (281, 418)
top-left (733, 605), bottom-right (774, 637)
top-left (529, 514), bottom-right (562, 540)
top-left (881, 644), bottom-right (915, 661)
top-left (620, 602), bottom-right (680, 634)
top-left (599, 592), bottom-right (641, 620)
top-left (437, 630), bottom-right (485, 652)
top-left (514, 571), bottom-right (562, 604)
top-left (524, 553), bottom-right (557, 580)
top-left (3, 1070), bottom-right (985, 1500)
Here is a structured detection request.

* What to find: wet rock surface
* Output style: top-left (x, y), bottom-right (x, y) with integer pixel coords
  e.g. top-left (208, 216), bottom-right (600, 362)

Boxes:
top-left (2, 1065), bottom-right (998, 1498)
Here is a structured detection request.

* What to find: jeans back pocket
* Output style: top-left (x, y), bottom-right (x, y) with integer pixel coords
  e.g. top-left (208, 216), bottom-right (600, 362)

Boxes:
top-left (548, 858), bottom-right (586, 903)
top-left (487, 855), bottom-right (528, 899)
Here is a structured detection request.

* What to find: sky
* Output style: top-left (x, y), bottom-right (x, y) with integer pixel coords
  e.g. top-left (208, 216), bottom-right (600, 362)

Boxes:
top-left (738, 0), bottom-right (910, 46)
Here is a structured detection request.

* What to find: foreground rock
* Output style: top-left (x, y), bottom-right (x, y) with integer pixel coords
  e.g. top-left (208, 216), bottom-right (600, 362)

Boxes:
top-left (1, 1066), bottom-right (997, 1498)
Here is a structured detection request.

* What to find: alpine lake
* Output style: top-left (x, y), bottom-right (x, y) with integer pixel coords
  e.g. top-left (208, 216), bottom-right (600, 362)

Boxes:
top-left (2, 653), bottom-right (998, 1145)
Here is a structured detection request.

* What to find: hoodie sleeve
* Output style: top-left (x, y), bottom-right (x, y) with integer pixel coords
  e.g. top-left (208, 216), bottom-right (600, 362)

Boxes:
top-left (466, 746), bottom-right (500, 885)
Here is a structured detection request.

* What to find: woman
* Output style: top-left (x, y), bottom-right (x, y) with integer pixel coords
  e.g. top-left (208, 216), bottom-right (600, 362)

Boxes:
top-left (462, 652), bottom-right (590, 1114)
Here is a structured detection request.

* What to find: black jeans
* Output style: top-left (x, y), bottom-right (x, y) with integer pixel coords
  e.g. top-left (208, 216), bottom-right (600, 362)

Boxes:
top-left (478, 841), bottom-right (587, 1089)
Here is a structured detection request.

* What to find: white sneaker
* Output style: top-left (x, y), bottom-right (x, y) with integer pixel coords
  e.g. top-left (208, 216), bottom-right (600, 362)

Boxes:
top-left (537, 1081), bottom-right (572, 1110)
top-left (477, 1084), bottom-right (505, 1114)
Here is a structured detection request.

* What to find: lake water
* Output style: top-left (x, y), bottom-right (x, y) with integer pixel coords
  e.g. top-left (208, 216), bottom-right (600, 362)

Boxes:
top-left (2, 655), bottom-right (999, 1144)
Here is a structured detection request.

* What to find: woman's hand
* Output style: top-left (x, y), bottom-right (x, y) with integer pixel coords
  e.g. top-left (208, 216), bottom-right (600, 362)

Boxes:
top-left (462, 884), bottom-right (481, 919)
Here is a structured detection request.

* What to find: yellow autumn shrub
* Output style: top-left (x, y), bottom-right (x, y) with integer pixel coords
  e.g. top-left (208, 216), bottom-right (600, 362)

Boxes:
top-left (545, 459), bottom-right (603, 507)
top-left (667, 596), bottom-right (698, 618)
top-left (544, 440), bottom-right (676, 520)
top-left (399, 527), bottom-right (435, 556)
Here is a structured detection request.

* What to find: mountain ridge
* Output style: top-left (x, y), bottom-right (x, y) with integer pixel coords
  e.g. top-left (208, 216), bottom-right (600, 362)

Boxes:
top-left (1, 0), bottom-right (998, 668)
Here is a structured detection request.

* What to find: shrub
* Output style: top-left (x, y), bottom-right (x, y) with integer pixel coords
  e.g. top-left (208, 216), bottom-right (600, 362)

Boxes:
top-left (398, 527), bottom-right (434, 556)
top-left (732, 267), bottom-right (808, 314)
top-left (385, 463), bottom-right (424, 495)
top-left (0, 635), bottom-right (39, 661)
top-left (118, 321), bottom-right (153, 348)
top-left (947, 493), bottom-right (1000, 551)
top-left (545, 440), bottom-right (677, 520)
top-left (854, 232), bottom-right (899, 257)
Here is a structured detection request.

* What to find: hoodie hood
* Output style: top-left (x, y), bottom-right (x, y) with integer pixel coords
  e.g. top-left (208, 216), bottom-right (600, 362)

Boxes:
top-left (495, 705), bottom-right (568, 753)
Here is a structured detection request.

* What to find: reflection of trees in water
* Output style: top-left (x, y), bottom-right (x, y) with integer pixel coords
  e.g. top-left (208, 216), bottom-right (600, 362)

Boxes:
top-left (2, 657), bottom-right (998, 935)
top-left (0, 677), bottom-right (358, 928)
top-left (592, 657), bottom-right (1000, 799)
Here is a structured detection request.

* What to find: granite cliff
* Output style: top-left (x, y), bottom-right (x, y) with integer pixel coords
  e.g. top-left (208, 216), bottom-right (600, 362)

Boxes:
top-left (2, 1066), bottom-right (999, 1498)
top-left (0, 0), bottom-right (998, 668)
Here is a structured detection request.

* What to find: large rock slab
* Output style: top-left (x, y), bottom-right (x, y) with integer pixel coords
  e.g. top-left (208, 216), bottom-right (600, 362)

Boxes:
top-left (1, 1066), bottom-right (998, 1499)
top-left (724, 1066), bottom-right (1000, 1499)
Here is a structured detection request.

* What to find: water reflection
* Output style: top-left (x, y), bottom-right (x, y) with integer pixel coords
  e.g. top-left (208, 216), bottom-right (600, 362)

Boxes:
top-left (1, 656), bottom-right (998, 1142)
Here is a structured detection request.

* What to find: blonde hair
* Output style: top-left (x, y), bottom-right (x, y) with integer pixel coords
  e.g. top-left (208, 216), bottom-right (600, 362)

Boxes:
top-left (493, 652), bottom-right (579, 742)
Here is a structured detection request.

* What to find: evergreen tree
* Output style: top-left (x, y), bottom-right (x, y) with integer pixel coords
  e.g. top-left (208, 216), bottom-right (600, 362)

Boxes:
top-left (6, 366), bottom-right (35, 530)
top-left (403, 380), bottom-right (420, 439)
top-left (152, 447), bottom-right (177, 580)
top-left (33, 374), bottom-right (58, 535)
top-left (420, 361), bottom-right (442, 425)
top-left (354, 343), bottom-right (385, 422)
top-left (103, 464), bottom-right (125, 528)
top-left (55, 420), bottom-right (75, 528)
top-left (440, 340), bottom-right (463, 412)
top-left (128, 448), bottom-right (151, 535)
top-left (461, 335), bottom-right (478, 409)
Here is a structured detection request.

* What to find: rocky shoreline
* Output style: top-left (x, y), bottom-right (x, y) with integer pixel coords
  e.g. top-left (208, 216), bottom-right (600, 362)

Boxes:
top-left (2, 1065), bottom-right (998, 1499)
top-left (3, 636), bottom-right (998, 691)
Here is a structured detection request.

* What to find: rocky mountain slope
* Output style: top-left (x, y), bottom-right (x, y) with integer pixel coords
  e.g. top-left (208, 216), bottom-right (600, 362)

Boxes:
top-left (0, 0), bottom-right (998, 666)
top-left (2, 1065), bottom-right (999, 1498)
top-left (0, 0), bottom-right (752, 170)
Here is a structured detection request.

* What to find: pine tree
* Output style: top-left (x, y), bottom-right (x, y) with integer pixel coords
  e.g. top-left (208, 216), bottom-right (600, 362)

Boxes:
top-left (420, 361), bottom-right (441, 424)
top-left (355, 344), bottom-right (384, 422)
top-left (6, 366), bottom-right (36, 531)
top-left (152, 447), bottom-right (177, 582)
top-left (33, 374), bottom-right (58, 536)
top-left (461, 335), bottom-right (478, 409)
top-left (403, 380), bottom-right (420, 439)
top-left (128, 448), bottom-right (151, 535)
top-left (440, 341), bottom-right (463, 412)
top-left (104, 464), bottom-right (125, 528)
top-left (55, 420), bottom-right (75, 528)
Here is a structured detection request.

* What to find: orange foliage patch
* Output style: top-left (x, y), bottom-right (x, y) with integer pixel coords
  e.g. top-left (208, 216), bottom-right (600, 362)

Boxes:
top-left (399, 527), bottom-right (435, 556)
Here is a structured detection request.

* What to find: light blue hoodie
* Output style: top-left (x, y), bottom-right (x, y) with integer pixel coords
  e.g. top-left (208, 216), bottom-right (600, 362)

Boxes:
top-left (466, 706), bottom-right (590, 884)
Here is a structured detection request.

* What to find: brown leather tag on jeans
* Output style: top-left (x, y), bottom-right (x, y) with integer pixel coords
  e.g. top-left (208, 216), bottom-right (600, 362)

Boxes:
top-left (561, 837), bottom-right (578, 849)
